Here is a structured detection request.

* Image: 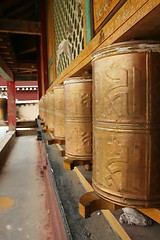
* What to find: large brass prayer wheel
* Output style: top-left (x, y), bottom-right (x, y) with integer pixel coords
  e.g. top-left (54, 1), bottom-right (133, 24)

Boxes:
top-left (38, 98), bottom-right (42, 119)
top-left (54, 85), bottom-right (65, 140)
top-left (0, 98), bottom-right (7, 121)
top-left (45, 92), bottom-right (54, 130)
top-left (92, 41), bottom-right (160, 208)
top-left (39, 96), bottom-right (45, 121)
top-left (64, 78), bottom-right (92, 160)
top-left (48, 91), bottom-right (55, 130)
top-left (41, 95), bottom-right (47, 123)
top-left (45, 93), bottom-right (50, 127)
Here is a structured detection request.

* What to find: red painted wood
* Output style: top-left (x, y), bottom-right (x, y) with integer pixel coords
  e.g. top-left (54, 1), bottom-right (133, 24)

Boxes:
top-left (16, 91), bottom-right (38, 101)
top-left (37, 140), bottom-right (68, 240)
top-left (36, 36), bottom-right (42, 99)
top-left (7, 81), bottom-right (16, 130)
top-left (15, 81), bottom-right (38, 86)
top-left (40, 0), bottom-right (48, 94)
top-left (1, 79), bottom-right (39, 101)
top-left (0, 76), bottom-right (7, 85)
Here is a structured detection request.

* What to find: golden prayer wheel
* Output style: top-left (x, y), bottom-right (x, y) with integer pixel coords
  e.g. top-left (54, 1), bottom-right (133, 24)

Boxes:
top-left (64, 78), bottom-right (92, 161)
top-left (41, 96), bottom-right (45, 122)
top-left (40, 96), bottom-right (45, 122)
top-left (54, 85), bottom-right (65, 140)
top-left (45, 93), bottom-right (50, 127)
top-left (0, 98), bottom-right (7, 121)
top-left (38, 98), bottom-right (42, 119)
top-left (39, 97), bottom-right (43, 120)
top-left (92, 41), bottom-right (160, 207)
top-left (43, 95), bottom-right (48, 124)
top-left (48, 91), bottom-right (55, 130)
top-left (41, 96), bottom-right (45, 121)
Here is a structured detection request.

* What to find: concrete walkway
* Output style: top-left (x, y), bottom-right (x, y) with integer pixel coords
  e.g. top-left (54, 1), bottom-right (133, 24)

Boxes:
top-left (0, 135), bottom-right (52, 240)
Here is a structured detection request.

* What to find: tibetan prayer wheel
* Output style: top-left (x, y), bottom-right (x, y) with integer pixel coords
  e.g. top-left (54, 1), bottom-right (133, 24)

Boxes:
top-left (54, 85), bottom-right (65, 140)
top-left (45, 93), bottom-right (50, 127)
top-left (39, 96), bottom-right (45, 121)
top-left (40, 95), bottom-right (45, 122)
top-left (48, 91), bottom-right (55, 130)
top-left (38, 98), bottom-right (42, 119)
top-left (92, 41), bottom-right (160, 208)
top-left (0, 98), bottom-right (7, 121)
top-left (64, 78), bottom-right (92, 161)
top-left (45, 92), bottom-right (54, 130)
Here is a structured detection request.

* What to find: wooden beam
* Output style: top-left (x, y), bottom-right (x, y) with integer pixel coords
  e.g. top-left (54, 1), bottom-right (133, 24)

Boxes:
top-left (11, 63), bottom-right (37, 70)
top-left (18, 47), bottom-right (36, 55)
top-left (0, 18), bottom-right (41, 35)
top-left (0, 56), bottom-right (13, 80)
top-left (138, 208), bottom-right (160, 224)
top-left (6, 2), bottom-right (34, 18)
top-left (0, 0), bottom-right (24, 12)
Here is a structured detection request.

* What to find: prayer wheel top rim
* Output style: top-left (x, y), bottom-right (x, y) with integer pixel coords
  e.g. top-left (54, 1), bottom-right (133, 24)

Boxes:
top-left (64, 77), bottom-right (92, 85)
top-left (92, 40), bottom-right (160, 61)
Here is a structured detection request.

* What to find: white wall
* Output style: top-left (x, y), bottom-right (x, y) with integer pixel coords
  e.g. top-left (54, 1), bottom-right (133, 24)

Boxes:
top-left (16, 103), bottom-right (39, 121)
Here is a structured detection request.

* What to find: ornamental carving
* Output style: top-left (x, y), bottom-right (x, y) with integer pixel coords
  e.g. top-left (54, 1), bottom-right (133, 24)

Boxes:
top-left (93, 0), bottom-right (122, 31)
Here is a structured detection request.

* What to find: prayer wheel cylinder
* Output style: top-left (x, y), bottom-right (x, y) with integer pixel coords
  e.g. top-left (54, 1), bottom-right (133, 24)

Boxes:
top-left (92, 41), bottom-right (160, 208)
top-left (43, 95), bottom-right (47, 123)
top-left (0, 98), bottom-right (7, 121)
top-left (64, 78), bottom-right (92, 160)
top-left (41, 95), bottom-right (46, 122)
top-left (46, 91), bottom-right (55, 130)
top-left (48, 91), bottom-right (55, 130)
top-left (38, 98), bottom-right (42, 119)
top-left (45, 93), bottom-right (49, 128)
top-left (54, 85), bottom-right (65, 140)
top-left (39, 96), bottom-right (45, 121)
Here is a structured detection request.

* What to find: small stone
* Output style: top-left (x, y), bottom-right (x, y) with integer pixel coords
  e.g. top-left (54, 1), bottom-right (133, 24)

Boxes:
top-left (119, 207), bottom-right (152, 226)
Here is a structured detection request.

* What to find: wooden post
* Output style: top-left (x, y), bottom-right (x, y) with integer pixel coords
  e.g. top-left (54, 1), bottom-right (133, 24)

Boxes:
top-left (7, 81), bottom-right (16, 131)
top-left (40, 0), bottom-right (48, 94)
top-left (36, 36), bottom-right (42, 99)
top-left (84, 0), bottom-right (93, 45)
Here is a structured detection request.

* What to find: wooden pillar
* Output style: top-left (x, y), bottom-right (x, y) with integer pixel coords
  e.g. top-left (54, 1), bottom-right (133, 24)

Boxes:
top-left (7, 81), bottom-right (16, 131)
top-left (36, 36), bottom-right (42, 99)
top-left (40, 0), bottom-right (48, 94)
top-left (84, 0), bottom-right (93, 45)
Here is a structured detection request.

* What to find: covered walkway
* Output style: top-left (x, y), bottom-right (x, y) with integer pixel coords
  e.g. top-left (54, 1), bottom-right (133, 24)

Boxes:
top-left (0, 134), bottom-right (66, 240)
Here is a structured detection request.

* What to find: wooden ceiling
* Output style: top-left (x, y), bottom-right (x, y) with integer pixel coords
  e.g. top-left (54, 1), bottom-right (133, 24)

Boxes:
top-left (0, 0), bottom-right (41, 81)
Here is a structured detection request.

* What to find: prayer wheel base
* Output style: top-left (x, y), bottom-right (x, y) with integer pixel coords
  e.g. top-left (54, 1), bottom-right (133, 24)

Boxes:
top-left (47, 137), bottom-right (65, 145)
top-left (63, 157), bottom-right (92, 170)
top-left (79, 191), bottom-right (120, 218)
top-left (56, 144), bottom-right (65, 157)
